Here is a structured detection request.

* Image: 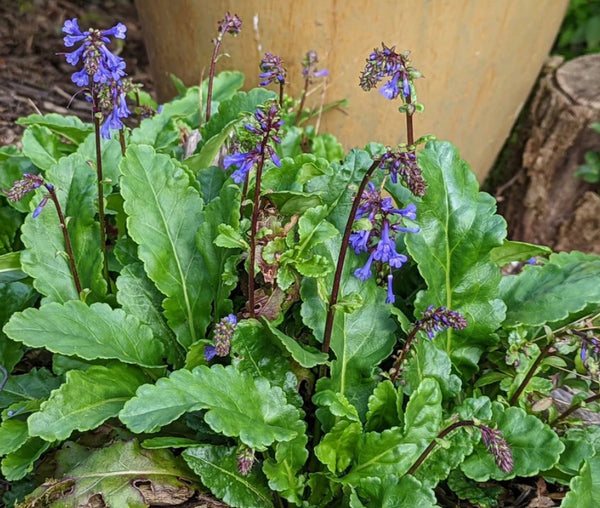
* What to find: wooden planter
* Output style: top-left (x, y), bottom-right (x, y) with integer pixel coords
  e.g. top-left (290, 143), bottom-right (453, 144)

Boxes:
top-left (135, 0), bottom-right (568, 181)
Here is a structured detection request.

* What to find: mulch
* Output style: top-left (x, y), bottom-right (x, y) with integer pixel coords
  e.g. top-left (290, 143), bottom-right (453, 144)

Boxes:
top-left (0, 0), bottom-right (153, 147)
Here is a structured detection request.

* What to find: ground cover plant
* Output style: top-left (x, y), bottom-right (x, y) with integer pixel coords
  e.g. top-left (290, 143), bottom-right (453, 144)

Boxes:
top-left (1, 11), bottom-right (600, 508)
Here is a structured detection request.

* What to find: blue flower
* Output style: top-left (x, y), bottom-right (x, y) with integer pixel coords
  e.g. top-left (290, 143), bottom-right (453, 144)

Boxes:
top-left (349, 229), bottom-right (370, 254)
top-left (302, 51), bottom-right (328, 83)
top-left (380, 73), bottom-right (401, 100)
top-left (354, 253), bottom-right (375, 281)
top-left (204, 345), bottom-right (217, 362)
top-left (259, 53), bottom-right (286, 86)
top-left (372, 221), bottom-right (407, 268)
top-left (386, 274), bottom-right (395, 304)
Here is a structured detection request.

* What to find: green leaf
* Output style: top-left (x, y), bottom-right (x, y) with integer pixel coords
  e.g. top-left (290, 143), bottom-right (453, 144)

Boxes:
top-left (28, 364), bottom-right (149, 441)
top-left (403, 378), bottom-right (443, 443)
top-left (1, 438), bottom-right (50, 481)
top-left (315, 420), bottom-right (362, 473)
top-left (446, 469), bottom-right (502, 508)
top-left (3, 301), bottom-right (164, 367)
top-left (130, 114), bottom-right (181, 154)
top-left (215, 223), bottom-right (248, 249)
top-left (356, 475), bottom-right (437, 508)
top-left (562, 455), bottom-right (600, 508)
top-left (262, 318), bottom-right (329, 368)
top-left (20, 152), bottom-right (106, 302)
top-left (116, 262), bottom-right (182, 366)
top-left (20, 124), bottom-right (63, 171)
top-left (461, 404), bottom-right (564, 481)
top-left (262, 434), bottom-right (308, 504)
top-left (555, 426), bottom-right (600, 479)
top-left (16, 113), bottom-right (93, 145)
top-left (0, 368), bottom-right (61, 410)
top-left (120, 365), bottom-right (303, 449)
top-left (404, 141), bottom-right (506, 374)
top-left (365, 380), bottom-right (402, 432)
top-left (0, 207), bottom-right (23, 256)
top-left (230, 320), bottom-right (302, 407)
top-left (500, 251), bottom-right (600, 328)
top-left (490, 240), bottom-right (551, 266)
top-left (0, 419), bottom-right (29, 456)
top-left (184, 445), bottom-right (274, 508)
top-left (120, 144), bottom-right (208, 347)
top-left (261, 153), bottom-right (330, 192)
top-left (403, 339), bottom-right (462, 398)
top-left (141, 437), bottom-right (200, 449)
top-left (266, 191), bottom-right (324, 215)
top-left (187, 88), bottom-right (276, 172)
top-left (23, 440), bottom-right (197, 507)
top-left (0, 252), bottom-right (27, 283)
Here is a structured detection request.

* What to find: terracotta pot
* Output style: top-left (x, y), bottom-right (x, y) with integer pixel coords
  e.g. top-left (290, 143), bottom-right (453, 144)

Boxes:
top-left (135, 0), bottom-right (568, 180)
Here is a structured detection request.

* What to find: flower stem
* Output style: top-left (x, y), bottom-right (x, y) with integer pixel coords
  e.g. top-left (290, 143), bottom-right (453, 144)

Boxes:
top-left (390, 326), bottom-right (420, 383)
top-left (322, 160), bottom-right (379, 354)
top-left (248, 140), bottom-right (269, 318)
top-left (508, 342), bottom-right (554, 406)
top-left (205, 37), bottom-right (222, 123)
top-left (405, 93), bottom-right (415, 146)
top-left (407, 420), bottom-right (475, 476)
top-left (92, 105), bottom-right (111, 288)
top-left (46, 184), bottom-right (83, 295)
top-left (294, 79), bottom-right (309, 126)
top-left (552, 392), bottom-right (600, 424)
top-left (278, 82), bottom-right (285, 109)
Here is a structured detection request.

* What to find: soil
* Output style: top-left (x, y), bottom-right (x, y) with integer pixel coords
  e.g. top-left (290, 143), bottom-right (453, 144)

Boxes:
top-left (0, 0), bottom-right (153, 147)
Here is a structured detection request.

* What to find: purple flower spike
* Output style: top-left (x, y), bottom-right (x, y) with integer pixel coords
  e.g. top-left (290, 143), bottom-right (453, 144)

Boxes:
top-left (218, 12), bottom-right (242, 36)
top-left (259, 52), bottom-right (286, 87)
top-left (3, 173), bottom-right (44, 202)
top-left (302, 50), bottom-right (328, 84)
top-left (417, 305), bottom-right (467, 340)
top-left (480, 426), bottom-right (514, 474)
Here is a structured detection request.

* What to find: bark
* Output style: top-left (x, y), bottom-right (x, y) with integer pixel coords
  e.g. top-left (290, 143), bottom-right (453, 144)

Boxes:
top-left (496, 53), bottom-right (600, 254)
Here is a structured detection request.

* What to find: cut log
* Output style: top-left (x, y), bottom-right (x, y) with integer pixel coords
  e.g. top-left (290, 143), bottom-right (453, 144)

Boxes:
top-left (495, 53), bottom-right (600, 254)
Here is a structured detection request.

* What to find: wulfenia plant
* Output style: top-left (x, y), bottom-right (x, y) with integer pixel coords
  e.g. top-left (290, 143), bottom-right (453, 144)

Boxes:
top-left (0, 12), bottom-right (600, 508)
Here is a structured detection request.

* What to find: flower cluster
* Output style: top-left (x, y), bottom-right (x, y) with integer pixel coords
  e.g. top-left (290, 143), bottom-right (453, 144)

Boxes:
top-left (479, 425), bottom-right (514, 474)
top-left (350, 183), bottom-right (419, 303)
top-left (259, 52), bottom-right (286, 87)
top-left (378, 149), bottom-right (426, 196)
top-left (359, 43), bottom-right (420, 101)
top-left (416, 305), bottom-right (468, 339)
top-left (204, 314), bottom-right (238, 361)
top-left (62, 18), bottom-right (131, 138)
top-left (3, 174), bottom-right (53, 218)
top-left (224, 104), bottom-right (283, 183)
top-left (302, 50), bottom-right (329, 83)
top-left (217, 12), bottom-right (242, 37)
top-left (236, 446), bottom-right (255, 475)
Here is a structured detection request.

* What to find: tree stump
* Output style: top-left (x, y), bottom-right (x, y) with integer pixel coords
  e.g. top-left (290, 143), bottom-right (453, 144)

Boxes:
top-left (496, 53), bottom-right (600, 254)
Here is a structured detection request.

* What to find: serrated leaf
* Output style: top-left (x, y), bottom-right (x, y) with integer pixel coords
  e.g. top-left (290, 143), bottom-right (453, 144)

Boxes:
top-left (23, 440), bottom-right (196, 507)
top-left (266, 191), bottom-right (324, 215)
top-left (116, 262), bottom-right (182, 366)
top-left (120, 365), bottom-right (303, 449)
top-left (404, 339), bottom-right (462, 398)
top-left (120, 144), bottom-right (208, 347)
top-left (16, 113), bottom-right (93, 145)
top-left (0, 368), bottom-right (61, 409)
top-left (262, 318), bottom-right (328, 368)
top-left (0, 419), bottom-right (29, 456)
top-left (215, 223), bottom-right (248, 249)
top-left (20, 152), bottom-right (107, 302)
top-left (0, 281), bottom-right (36, 371)
top-left (184, 445), bottom-right (273, 508)
top-left (315, 420), bottom-right (361, 473)
top-left (562, 455), bottom-right (600, 508)
top-left (356, 475), bottom-right (437, 508)
top-left (344, 427), bottom-right (420, 482)
top-left (365, 380), bottom-right (402, 432)
top-left (4, 301), bottom-right (164, 367)
top-left (130, 114), bottom-right (181, 154)
top-left (555, 426), bottom-right (600, 479)
top-left (489, 240), bottom-right (551, 266)
top-left (447, 469), bottom-right (502, 508)
top-left (28, 364), bottom-right (149, 441)
top-left (403, 141), bottom-right (506, 374)
top-left (500, 251), bottom-right (600, 328)
top-left (262, 434), bottom-right (308, 504)
top-left (461, 404), bottom-right (564, 481)
top-left (230, 320), bottom-right (302, 407)
top-left (403, 378), bottom-right (442, 443)
top-left (1, 438), bottom-right (50, 481)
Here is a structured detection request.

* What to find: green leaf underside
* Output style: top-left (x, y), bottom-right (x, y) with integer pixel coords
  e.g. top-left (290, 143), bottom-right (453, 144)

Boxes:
top-left (404, 141), bottom-right (506, 372)
top-left (23, 440), bottom-right (196, 507)
top-left (1, 438), bottom-right (50, 481)
top-left (28, 364), bottom-right (149, 441)
top-left (120, 365), bottom-right (303, 450)
top-left (120, 144), bottom-right (208, 347)
top-left (3, 301), bottom-right (164, 367)
top-left (184, 445), bottom-right (273, 508)
top-left (500, 251), bottom-right (600, 328)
